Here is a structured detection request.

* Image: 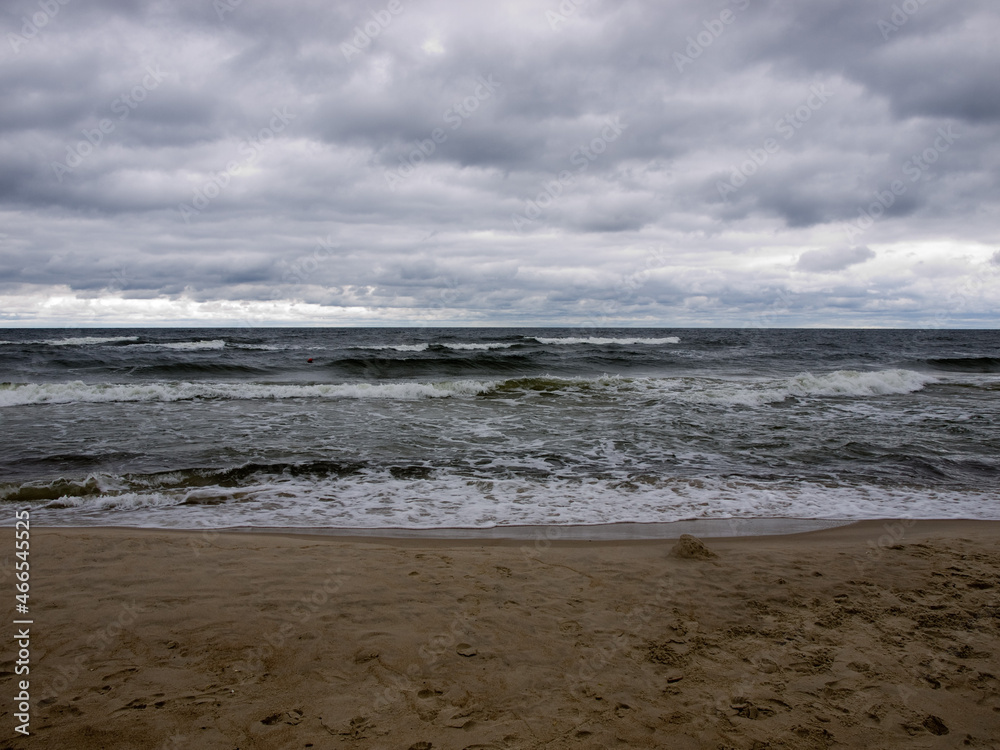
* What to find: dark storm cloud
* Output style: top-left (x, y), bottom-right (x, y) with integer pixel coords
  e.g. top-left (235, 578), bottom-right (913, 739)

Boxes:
top-left (0, 0), bottom-right (998, 325)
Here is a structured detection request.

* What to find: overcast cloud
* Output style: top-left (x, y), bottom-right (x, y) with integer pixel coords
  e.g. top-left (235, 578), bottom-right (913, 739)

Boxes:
top-left (1, 0), bottom-right (998, 327)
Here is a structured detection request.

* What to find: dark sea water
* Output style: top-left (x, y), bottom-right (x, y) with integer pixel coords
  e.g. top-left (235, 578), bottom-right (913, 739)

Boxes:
top-left (1, 328), bottom-right (998, 528)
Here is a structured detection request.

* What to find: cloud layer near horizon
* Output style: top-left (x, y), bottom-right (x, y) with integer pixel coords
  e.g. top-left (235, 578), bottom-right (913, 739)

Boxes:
top-left (1, 0), bottom-right (998, 326)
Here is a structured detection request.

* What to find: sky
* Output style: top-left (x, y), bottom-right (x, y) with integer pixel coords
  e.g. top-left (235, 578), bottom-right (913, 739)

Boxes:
top-left (1, 0), bottom-right (998, 328)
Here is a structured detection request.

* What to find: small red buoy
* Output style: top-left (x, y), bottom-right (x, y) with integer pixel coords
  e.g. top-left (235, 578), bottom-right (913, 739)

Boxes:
top-left (307, 358), bottom-right (314, 363)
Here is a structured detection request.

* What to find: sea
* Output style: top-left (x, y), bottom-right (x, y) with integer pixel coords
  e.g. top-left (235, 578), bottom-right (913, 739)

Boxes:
top-left (1, 328), bottom-right (998, 530)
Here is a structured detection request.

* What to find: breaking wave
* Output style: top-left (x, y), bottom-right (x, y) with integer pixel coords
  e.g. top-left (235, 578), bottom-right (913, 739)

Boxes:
top-left (0, 379), bottom-right (496, 406)
top-left (531, 336), bottom-right (681, 346)
top-left (126, 340), bottom-right (227, 351)
top-left (0, 336), bottom-right (140, 346)
top-left (0, 369), bottom-right (934, 408)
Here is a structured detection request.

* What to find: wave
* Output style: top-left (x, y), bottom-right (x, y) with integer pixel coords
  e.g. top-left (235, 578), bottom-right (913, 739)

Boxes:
top-left (0, 369), bottom-right (933, 407)
top-left (353, 343), bottom-right (429, 352)
top-left (229, 342), bottom-right (286, 351)
top-left (927, 357), bottom-right (1000, 373)
top-left (327, 354), bottom-right (537, 378)
top-left (785, 369), bottom-right (934, 397)
top-left (441, 342), bottom-right (515, 351)
top-left (531, 336), bottom-right (680, 346)
top-left (0, 336), bottom-right (140, 346)
top-left (0, 336), bottom-right (228, 351)
top-left (0, 459), bottom-right (369, 504)
top-left (491, 369), bottom-right (934, 404)
top-left (131, 362), bottom-right (275, 377)
top-left (673, 369), bottom-right (935, 407)
top-left (125, 340), bottom-right (227, 351)
top-left (0, 475), bottom-right (109, 503)
top-left (12, 469), bottom-right (998, 528)
top-left (351, 342), bottom-right (515, 352)
top-left (490, 375), bottom-right (625, 394)
top-left (0, 379), bottom-right (496, 407)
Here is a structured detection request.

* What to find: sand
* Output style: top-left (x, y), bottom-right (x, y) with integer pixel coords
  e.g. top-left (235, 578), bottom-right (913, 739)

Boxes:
top-left (2, 520), bottom-right (999, 749)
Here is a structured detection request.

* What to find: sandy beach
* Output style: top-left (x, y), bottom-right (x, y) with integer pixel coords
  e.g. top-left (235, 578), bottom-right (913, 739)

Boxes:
top-left (3, 520), bottom-right (999, 749)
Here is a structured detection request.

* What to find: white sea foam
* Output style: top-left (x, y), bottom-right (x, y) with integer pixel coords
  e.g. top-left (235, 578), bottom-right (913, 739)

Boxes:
top-left (1, 369), bottom-right (931, 408)
top-left (674, 369), bottom-right (935, 406)
top-left (359, 342), bottom-right (515, 351)
top-left (495, 369), bottom-right (933, 404)
top-left (43, 490), bottom-right (178, 512)
top-left (0, 379), bottom-right (497, 407)
top-left (21, 471), bottom-right (999, 529)
top-left (47, 336), bottom-right (140, 346)
top-left (442, 342), bottom-right (515, 350)
top-left (126, 339), bottom-right (227, 351)
top-left (22, 338), bottom-right (235, 352)
top-left (0, 336), bottom-right (141, 346)
top-left (229, 342), bottom-right (286, 351)
top-left (531, 336), bottom-right (681, 346)
top-left (354, 343), bottom-right (430, 352)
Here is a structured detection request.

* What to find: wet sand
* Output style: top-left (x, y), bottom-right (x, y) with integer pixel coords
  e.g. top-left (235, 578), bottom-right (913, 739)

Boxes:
top-left (2, 520), bottom-right (999, 749)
